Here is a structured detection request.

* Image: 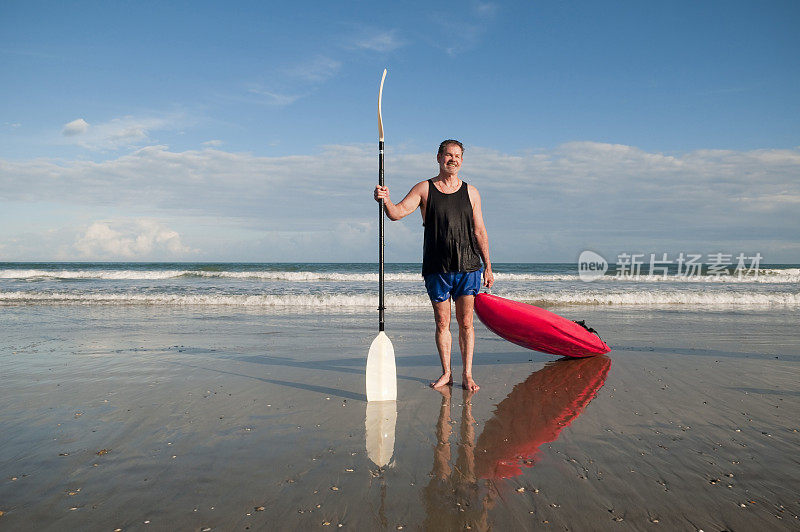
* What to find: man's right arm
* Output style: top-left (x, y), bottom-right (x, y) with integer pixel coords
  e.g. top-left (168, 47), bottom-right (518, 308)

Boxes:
top-left (374, 181), bottom-right (426, 221)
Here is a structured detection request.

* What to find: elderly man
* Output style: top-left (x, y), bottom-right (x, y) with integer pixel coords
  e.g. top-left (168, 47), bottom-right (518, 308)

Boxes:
top-left (374, 139), bottom-right (494, 391)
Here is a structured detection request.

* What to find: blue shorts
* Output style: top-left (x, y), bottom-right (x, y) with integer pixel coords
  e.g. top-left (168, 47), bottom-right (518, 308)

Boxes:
top-left (424, 269), bottom-right (483, 303)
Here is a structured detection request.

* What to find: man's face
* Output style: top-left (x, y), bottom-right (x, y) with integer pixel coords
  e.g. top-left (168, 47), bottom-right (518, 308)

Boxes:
top-left (437, 145), bottom-right (463, 176)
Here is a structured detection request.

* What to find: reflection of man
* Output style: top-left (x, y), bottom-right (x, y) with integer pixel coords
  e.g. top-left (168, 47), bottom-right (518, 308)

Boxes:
top-left (423, 387), bottom-right (495, 531)
top-left (374, 140), bottom-right (494, 391)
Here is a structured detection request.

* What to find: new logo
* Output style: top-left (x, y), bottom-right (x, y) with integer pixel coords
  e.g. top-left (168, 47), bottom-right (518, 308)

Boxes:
top-left (578, 250), bottom-right (608, 282)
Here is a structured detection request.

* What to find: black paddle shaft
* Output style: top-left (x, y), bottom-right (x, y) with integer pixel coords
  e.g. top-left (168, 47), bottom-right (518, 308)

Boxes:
top-left (378, 140), bottom-right (385, 331)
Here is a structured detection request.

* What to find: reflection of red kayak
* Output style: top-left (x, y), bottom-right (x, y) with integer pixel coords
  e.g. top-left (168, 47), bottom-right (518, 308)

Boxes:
top-left (476, 356), bottom-right (611, 479)
top-left (474, 293), bottom-right (610, 358)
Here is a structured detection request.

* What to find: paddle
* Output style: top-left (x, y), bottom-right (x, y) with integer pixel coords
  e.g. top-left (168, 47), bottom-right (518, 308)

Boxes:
top-left (366, 68), bottom-right (397, 402)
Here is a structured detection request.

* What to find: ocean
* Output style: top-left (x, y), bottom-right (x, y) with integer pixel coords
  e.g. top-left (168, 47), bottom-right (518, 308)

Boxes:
top-left (1, 262), bottom-right (798, 309)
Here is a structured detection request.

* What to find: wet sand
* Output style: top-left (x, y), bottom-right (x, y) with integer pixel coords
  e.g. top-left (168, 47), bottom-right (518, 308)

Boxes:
top-left (1, 305), bottom-right (799, 530)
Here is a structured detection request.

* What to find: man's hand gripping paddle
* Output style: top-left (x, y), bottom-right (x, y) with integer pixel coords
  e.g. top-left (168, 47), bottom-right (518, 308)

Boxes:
top-left (366, 69), bottom-right (397, 402)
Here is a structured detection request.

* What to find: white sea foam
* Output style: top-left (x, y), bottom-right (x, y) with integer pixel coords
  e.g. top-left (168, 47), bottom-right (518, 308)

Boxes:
top-left (496, 272), bottom-right (800, 283)
top-left (0, 291), bottom-right (430, 307)
top-left (1, 290), bottom-right (797, 308)
top-left (192, 271), bottom-right (420, 282)
top-left (1, 268), bottom-right (798, 283)
top-left (498, 290), bottom-right (800, 308)
top-left (0, 269), bottom-right (189, 280)
top-left (761, 268), bottom-right (800, 278)
top-left (0, 269), bottom-right (418, 282)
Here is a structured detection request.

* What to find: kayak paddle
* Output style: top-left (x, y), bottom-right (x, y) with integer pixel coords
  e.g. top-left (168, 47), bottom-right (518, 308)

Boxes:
top-left (366, 68), bottom-right (397, 402)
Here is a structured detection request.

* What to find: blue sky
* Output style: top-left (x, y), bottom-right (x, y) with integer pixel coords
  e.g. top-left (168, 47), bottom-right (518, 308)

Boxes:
top-left (1, 1), bottom-right (798, 262)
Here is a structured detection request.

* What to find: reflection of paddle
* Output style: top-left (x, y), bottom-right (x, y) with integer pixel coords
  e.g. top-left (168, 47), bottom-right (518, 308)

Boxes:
top-left (365, 400), bottom-right (397, 467)
top-left (366, 69), bottom-right (397, 402)
top-left (475, 356), bottom-right (611, 479)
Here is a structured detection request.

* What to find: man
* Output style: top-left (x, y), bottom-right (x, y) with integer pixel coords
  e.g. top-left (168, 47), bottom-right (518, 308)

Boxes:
top-left (374, 139), bottom-right (494, 391)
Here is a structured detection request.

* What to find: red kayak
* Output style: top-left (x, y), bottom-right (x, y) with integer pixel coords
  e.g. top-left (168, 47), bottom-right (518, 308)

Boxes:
top-left (474, 293), bottom-right (610, 358)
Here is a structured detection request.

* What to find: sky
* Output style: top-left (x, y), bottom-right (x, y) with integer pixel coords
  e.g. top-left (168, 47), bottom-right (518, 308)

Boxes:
top-left (1, 0), bottom-right (799, 263)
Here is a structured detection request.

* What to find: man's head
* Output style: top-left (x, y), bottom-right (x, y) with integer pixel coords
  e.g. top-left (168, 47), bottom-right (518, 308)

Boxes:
top-left (437, 139), bottom-right (464, 177)
top-left (437, 139), bottom-right (464, 157)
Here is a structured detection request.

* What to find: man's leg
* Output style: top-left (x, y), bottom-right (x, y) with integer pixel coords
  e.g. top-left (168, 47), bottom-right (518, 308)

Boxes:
top-left (455, 294), bottom-right (479, 391)
top-left (430, 299), bottom-right (453, 388)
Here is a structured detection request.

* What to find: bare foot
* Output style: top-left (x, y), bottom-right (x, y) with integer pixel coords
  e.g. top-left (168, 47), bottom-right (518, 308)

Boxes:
top-left (462, 375), bottom-right (480, 391)
top-left (430, 372), bottom-right (453, 388)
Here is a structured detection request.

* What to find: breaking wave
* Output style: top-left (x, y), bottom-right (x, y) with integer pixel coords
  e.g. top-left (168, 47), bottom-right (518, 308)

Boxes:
top-left (2, 289), bottom-right (797, 308)
top-left (1, 268), bottom-right (798, 283)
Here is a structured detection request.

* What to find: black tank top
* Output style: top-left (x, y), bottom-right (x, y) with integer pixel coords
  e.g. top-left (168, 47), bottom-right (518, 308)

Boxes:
top-left (422, 179), bottom-right (483, 275)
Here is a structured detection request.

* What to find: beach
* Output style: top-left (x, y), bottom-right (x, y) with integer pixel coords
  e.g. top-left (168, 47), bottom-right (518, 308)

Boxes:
top-left (1, 299), bottom-right (798, 531)
top-left (1, 263), bottom-right (799, 530)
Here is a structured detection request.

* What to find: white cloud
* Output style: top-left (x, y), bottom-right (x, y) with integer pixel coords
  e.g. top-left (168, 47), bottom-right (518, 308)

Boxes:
top-left (245, 56), bottom-right (340, 107)
top-left (60, 115), bottom-right (179, 150)
top-left (247, 88), bottom-right (303, 107)
top-left (433, 2), bottom-right (498, 56)
top-left (74, 219), bottom-right (194, 259)
top-left (473, 1), bottom-right (498, 17)
top-left (287, 55), bottom-right (341, 83)
top-left (352, 30), bottom-right (405, 52)
top-left (1, 142), bottom-right (799, 261)
top-left (202, 139), bottom-right (224, 147)
top-left (62, 118), bottom-right (90, 136)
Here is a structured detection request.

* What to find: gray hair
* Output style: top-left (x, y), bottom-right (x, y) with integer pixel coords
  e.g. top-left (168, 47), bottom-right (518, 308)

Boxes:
top-left (437, 139), bottom-right (464, 156)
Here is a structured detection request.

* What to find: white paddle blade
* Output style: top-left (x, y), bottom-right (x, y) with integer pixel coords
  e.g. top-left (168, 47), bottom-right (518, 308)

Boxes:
top-left (365, 400), bottom-right (397, 467)
top-left (366, 331), bottom-right (397, 401)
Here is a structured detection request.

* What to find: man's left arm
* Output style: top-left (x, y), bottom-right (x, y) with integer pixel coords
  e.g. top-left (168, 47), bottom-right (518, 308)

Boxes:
top-left (469, 185), bottom-right (494, 288)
